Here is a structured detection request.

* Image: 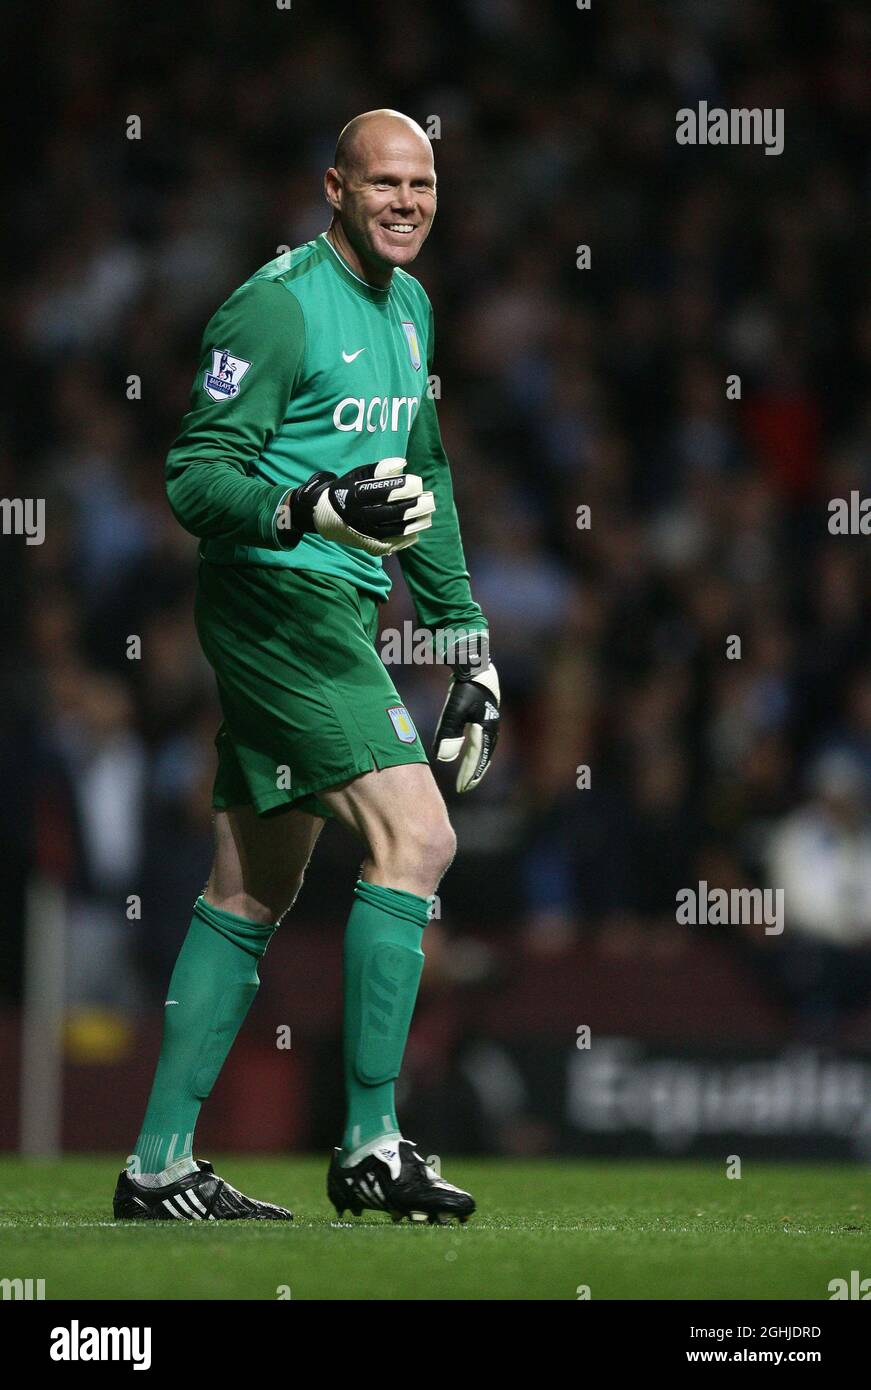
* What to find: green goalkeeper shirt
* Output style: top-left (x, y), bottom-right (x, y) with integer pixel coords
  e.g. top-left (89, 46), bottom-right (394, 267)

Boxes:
top-left (165, 232), bottom-right (486, 636)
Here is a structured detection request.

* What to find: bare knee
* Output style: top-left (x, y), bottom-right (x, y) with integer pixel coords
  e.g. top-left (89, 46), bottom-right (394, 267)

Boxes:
top-left (204, 869), bottom-right (306, 927)
top-left (206, 806), bottom-right (322, 925)
top-left (367, 810), bottom-right (457, 897)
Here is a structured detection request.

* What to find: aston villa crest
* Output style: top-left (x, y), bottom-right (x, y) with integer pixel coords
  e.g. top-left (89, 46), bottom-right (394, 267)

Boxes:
top-left (387, 705), bottom-right (417, 743)
top-left (400, 321), bottom-right (422, 371)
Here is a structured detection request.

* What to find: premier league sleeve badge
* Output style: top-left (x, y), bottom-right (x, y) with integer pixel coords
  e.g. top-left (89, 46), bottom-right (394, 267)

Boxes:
top-left (203, 348), bottom-right (253, 401)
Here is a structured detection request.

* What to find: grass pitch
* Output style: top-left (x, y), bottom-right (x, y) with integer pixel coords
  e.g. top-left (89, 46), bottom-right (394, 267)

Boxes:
top-left (0, 1157), bottom-right (867, 1300)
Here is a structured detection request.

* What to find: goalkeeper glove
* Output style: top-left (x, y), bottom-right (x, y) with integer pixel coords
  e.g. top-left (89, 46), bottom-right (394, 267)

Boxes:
top-left (433, 657), bottom-right (500, 793)
top-left (281, 457), bottom-right (434, 557)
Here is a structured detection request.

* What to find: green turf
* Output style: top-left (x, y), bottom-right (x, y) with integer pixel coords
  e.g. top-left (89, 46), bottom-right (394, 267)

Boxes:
top-left (0, 1157), bottom-right (867, 1300)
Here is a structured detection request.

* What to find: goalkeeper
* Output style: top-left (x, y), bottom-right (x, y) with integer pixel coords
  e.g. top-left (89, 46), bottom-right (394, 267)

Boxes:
top-left (114, 109), bottom-right (500, 1224)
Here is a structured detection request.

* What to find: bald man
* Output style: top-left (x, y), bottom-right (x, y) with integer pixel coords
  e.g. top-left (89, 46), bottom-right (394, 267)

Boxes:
top-left (114, 111), bottom-right (499, 1224)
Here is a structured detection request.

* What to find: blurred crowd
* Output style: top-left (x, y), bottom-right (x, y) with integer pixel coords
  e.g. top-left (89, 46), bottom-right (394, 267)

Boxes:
top-left (2, 0), bottom-right (870, 1042)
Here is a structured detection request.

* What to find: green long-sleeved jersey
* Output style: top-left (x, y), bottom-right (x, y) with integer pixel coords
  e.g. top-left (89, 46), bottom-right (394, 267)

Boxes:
top-left (165, 231), bottom-right (486, 636)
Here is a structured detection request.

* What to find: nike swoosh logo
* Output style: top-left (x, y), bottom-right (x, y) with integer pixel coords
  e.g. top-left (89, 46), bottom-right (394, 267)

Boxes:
top-left (342, 348), bottom-right (366, 362)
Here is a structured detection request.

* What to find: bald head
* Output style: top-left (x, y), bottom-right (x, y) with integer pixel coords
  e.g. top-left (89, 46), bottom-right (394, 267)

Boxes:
top-left (334, 109), bottom-right (431, 178)
top-left (324, 109), bottom-right (437, 285)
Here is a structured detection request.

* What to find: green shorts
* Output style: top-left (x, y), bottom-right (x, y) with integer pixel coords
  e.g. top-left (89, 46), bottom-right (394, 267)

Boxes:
top-left (195, 561), bottom-right (428, 819)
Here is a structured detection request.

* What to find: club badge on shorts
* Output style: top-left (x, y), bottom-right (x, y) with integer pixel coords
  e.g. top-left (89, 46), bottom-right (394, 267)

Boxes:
top-left (387, 705), bottom-right (417, 743)
top-left (204, 348), bottom-right (252, 401)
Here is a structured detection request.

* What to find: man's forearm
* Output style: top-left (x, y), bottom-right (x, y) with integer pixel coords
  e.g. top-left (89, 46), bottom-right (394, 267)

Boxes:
top-left (166, 447), bottom-right (291, 549)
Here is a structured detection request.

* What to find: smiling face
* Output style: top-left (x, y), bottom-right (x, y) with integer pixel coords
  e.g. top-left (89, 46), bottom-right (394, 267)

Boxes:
top-left (324, 115), bottom-right (437, 286)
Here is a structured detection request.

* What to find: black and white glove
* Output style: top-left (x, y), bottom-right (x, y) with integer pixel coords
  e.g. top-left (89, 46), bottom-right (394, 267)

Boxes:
top-left (433, 660), bottom-right (500, 793)
top-left (282, 457), bottom-right (434, 557)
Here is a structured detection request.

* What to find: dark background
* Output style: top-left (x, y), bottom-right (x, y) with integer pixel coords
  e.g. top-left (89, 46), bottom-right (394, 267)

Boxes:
top-left (1, 0), bottom-right (870, 1157)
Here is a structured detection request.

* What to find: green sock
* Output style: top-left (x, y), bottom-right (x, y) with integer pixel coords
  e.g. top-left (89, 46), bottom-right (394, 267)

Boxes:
top-left (131, 896), bottom-right (276, 1175)
top-left (341, 879), bottom-right (429, 1159)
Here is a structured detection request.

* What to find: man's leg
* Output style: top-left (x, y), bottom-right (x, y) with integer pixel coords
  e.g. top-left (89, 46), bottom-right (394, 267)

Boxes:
top-left (129, 805), bottom-right (323, 1183)
top-left (321, 760), bottom-right (455, 1159)
top-left (318, 761), bottom-right (473, 1220)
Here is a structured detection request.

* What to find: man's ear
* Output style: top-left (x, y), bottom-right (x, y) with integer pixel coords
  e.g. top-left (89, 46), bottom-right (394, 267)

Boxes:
top-left (324, 167), bottom-right (342, 214)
